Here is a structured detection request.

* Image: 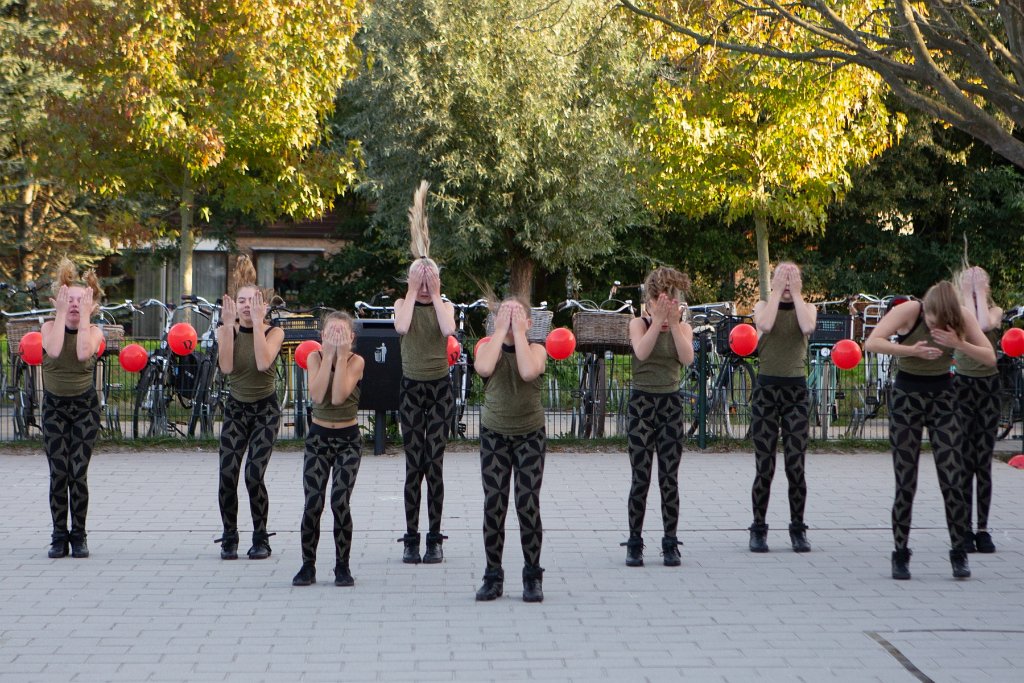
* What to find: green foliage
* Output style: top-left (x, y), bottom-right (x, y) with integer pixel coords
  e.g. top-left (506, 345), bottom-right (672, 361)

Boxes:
top-left (344, 0), bottom-right (650, 293)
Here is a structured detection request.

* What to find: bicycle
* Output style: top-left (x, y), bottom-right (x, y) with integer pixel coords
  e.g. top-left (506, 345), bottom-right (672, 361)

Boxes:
top-left (1, 282), bottom-right (54, 439)
top-left (132, 297), bottom-right (209, 438)
top-left (185, 295), bottom-right (226, 439)
top-left (93, 301), bottom-right (137, 437)
top-left (806, 299), bottom-right (852, 441)
top-left (846, 293), bottom-right (903, 438)
top-left (446, 297), bottom-right (489, 439)
top-left (997, 306), bottom-right (1024, 441)
top-left (559, 294), bottom-right (634, 439)
top-left (680, 308), bottom-right (756, 441)
top-left (270, 302), bottom-right (323, 439)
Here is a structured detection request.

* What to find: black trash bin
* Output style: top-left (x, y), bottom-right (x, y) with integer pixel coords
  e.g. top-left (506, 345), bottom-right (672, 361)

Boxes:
top-left (354, 319), bottom-right (403, 453)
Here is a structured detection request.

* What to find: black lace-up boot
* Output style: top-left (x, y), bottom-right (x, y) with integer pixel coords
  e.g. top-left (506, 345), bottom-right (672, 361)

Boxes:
top-left (47, 530), bottom-right (69, 559)
top-left (475, 568), bottom-right (504, 601)
top-left (422, 532), bottom-right (447, 564)
top-left (788, 523), bottom-right (811, 553)
top-left (522, 565), bottom-right (544, 603)
top-left (247, 531), bottom-right (275, 560)
top-left (292, 562), bottom-right (316, 586)
top-left (950, 548), bottom-right (971, 579)
top-left (891, 548), bottom-right (911, 580)
top-left (749, 523), bottom-right (769, 553)
top-left (621, 535), bottom-right (644, 567)
top-left (215, 530), bottom-right (239, 560)
top-left (661, 536), bottom-right (682, 567)
top-left (398, 533), bottom-right (421, 564)
top-left (334, 563), bottom-right (354, 587)
top-left (69, 529), bottom-right (89, 558)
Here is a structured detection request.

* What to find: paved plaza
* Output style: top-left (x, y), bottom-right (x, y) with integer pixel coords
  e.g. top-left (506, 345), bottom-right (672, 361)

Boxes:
top-left (1, 443), bottom-right (1023, 682)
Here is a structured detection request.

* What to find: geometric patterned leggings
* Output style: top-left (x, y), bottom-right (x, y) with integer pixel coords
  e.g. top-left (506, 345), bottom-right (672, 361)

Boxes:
top-left (299, 424), bottom-right (362, 565)
top-left (954, 374), bottom-right (1000, 531)
top-left (218, 395), bottom-right (281, 536)
top-left (626, 390), bottom-right (684, 537)
top-left (750, 382), bottom-right (809, 526)
top-left (42, 390), bottom-right (100, 533)
top-left (888, 385), bottom-right (967, 551)
top-left (480, 426), bottom-right (545, 570)
top-left (399, 377), bottom-right (453, 535)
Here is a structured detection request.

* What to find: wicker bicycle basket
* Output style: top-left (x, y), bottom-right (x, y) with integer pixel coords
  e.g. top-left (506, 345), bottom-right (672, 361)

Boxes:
top-left (572, 311), bottom-right (632, 355)
top-left (485, 309), bottom-right (553, 344)
top-left (98, 324), bottom-right (125, 353)
top-left (5, 317), bottom-right (50, 361)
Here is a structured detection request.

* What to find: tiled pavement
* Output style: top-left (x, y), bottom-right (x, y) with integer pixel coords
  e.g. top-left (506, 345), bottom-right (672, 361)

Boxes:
top-left (1, 444), bottom-right (1022, 682)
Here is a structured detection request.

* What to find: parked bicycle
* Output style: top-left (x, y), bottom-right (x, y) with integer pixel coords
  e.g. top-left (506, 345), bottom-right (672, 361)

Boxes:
top-left (680, 307), bottom-right (756, 441)
top-left (559, 295), bottom-right (634, 439)
top-left (93, 301), bottom-right (136, 437)
top-left (270, 302), bottom-right (324, 439)
top-left (185, 296), bottom-right (226, 438)
top-left (1, 282), bottom-right (54, 439)
top-left (997, 305), bottom-right (1024, 440)
top-left (806, 299), bottom-right (852, 441)
top-left (446, 297), bottom-right (489, 439)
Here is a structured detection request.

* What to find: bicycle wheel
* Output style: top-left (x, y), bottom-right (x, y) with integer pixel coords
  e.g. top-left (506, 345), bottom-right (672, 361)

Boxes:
top-left (448, 362), bottom-right (468, 439)
top-left (293, 361), bottom-right (308, 439)
top-left (12, 361), bottom-right (35, 439)
top-left (133, 364), bottom-right (169, 438)
top-left (188, 359), bottom-right (213, 438)
top-left (591, 357), bottom-right (607, 438)
top-left (996, 362), bottom-right (1021, 440)
top-left (723, 358), bottom-right (755, 440)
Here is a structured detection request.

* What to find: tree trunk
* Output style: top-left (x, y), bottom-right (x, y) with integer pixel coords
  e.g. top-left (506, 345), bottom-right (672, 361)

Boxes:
top-left (16, 176), bottom-right (36, 286)
top-left (754, 211), bottom-right (770, 300)
top-left (179, 177), bottom-right (194, 317)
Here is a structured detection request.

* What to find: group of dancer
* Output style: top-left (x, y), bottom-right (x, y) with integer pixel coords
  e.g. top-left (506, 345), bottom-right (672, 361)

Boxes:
top-left (37, 183), bottom-right (1004, 599)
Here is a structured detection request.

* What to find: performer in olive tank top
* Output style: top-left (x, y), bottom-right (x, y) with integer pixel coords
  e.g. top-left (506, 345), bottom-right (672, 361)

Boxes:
top-left (393, 181), bottom-right (457, 565)
top-left (749, 263), bottom-right (817, 554)
top-left (622, 267), bottom-right (693, 568)
top-left (292, 311), bottom-right (366, 587)
top-left (214, 256), bottom-right (285, 561)
top-left (866, 281), bottom-right (995, 580)
top-left (40, 258), bottom-right (105, 559)
top-left (473, 297), bottom-right (548, 603)
top-left (952, 267), bottom-right (1002, 554)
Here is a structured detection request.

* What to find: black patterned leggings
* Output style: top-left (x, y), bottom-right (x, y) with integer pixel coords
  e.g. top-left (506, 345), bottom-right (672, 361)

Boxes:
top-left (626, 390), bottom-right (684, 537)
top-left (750, 382), bottom-right (809, 526)
top-left (218, 394), bottom-right (281, 535)
top-left (42, 390), bottom-right (101, 533)
top-left (299, 424), bottom-right (362, 565)
top-left (954, 374), bottom-right (999, 531)
top-left (399, 376), bottom-right (453, 535)
top-left (480, 426), bottom-right (545, 570)
top-left (888, 385), bottom-right (967, 550)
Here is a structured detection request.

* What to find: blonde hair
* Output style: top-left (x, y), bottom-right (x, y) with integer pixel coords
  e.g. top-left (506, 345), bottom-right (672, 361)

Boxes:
top-left (407, 180), bottom-right (440, 280)
top-left (229, 254), bottom-right (258, 297)
top-left (954, 265), bottom-right (995, 309)
top-left (643, 266), bottom-right (691, 303)
top-left (924, 281), bottom-right (966, 339)
top-left (53, 257), bottom-right (103, 314)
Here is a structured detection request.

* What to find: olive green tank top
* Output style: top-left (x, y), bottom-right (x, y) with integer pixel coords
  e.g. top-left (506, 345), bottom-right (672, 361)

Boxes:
top-left (897, 313), bottom-right (953, 376)
top-left (400, 303), bottom-right (449, 381)
top-left (481, 344), bottom-right (545, 435)
top-left (229, 327), bottom-right (278, 402)
top-left (631, 319), bottom-right (682, 394)
top-left (311, 354), bottom-right (361, 422)
top-left (954, 328), bottom-right (998, 378)
top-left (756, 303), bottom-right (807, 378)
top-left (42, 327), bottom-right (96, 396)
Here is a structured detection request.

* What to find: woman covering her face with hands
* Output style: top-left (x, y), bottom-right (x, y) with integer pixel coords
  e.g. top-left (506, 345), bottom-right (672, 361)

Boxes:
top-left (393, 181), bottom-right (457, 565)
top-left (214, 255), bottom-right (285, 561)
top-left (40, 258), bottom-right (105, 559)
top-left (748, 262), bottom-right (817, 554)
top-left (865, 280), bottom-right (995, 580)
top-left (292, 311), bottom-right (365, 587)
top-left (622, 267), bottom-right (693, 568)
top-left (473, 296), bottom-right (548, 603)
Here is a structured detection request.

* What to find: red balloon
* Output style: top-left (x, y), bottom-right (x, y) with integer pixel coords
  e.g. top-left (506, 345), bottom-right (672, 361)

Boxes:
top-left (1008, 454), bottom-right (1024, 469)
top-left (18, 331), bottom-right (43, 366)
top-left (474, 336), bottom-right (492, 358)
top-left (728, 323), bottom-right (758, 357)
top-left (168, 322), bottom-right (198, 356)
top-left (118, 343), bottom-right (149, 373)
top-left (97, 336), bottom-right (106, 357)
top-left (545, 327), bottom-right (576, 360)
top-left (1001, 327), bottom-right (1024, 358)
top-left (446, 336), bottom-right (461, 366)
top-left (295, 340), bottom-right (322, 370)
top-left (831, 339), bottom-right (863, 370)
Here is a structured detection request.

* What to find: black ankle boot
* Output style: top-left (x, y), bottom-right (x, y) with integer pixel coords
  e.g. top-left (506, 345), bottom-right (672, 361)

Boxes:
top-left (215, 530), bottom-right (239, 560)
top-left (891, 548), bottom-right (912, 580)
top-left (334, 563), bottom-right (354, 587)
top-left (522, 565), bottom-right (544, 603)
top-left (247, 531), bottom-right (275, 560)
top-left (661, 536), bottom-right (682, 567)
top-left (292, 562), bottom-right (316, 586)
top-left (974, 531), bottom-right (996, 554)
top-left (69, 529), bottom-right (89, 558)
top-left (47, 530), bottom-right (69, 559)
top-left (621, 535), bottom-right (644, 567)
top-left (398, 533), bottom-right (421, 564)
top-left (950, 548), bottom-right (971, 579)
top-left (749, 523), bottom-right (769, 553)
top-left (475, 568), bottom-right (504, 601)
top-left (788, 523), bottom-right (811, 553)
top-left (423, 532), bottom-right (447, 564)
